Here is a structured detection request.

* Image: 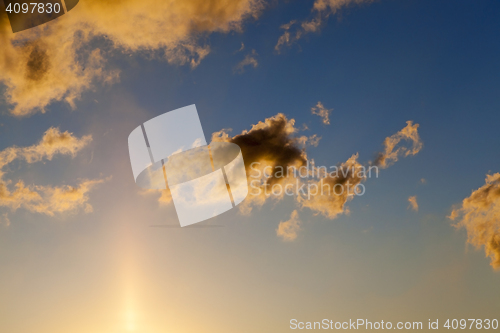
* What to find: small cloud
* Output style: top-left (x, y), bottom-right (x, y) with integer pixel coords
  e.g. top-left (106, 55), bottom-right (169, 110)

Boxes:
top-left (274, 0), bottom-right (375, 53)
top-left (408, 196), bottom-right (418, 212)
top-left (233, 49), bottom-right (258, 74)
top-left (1, 213), bottom-right (10, 228)
top-left (0, 127), bottom-right (92, 167)
top-left (235, 42), bottom-right (245, 53)
top-left (140, 188), bottom-right (172, 205)
top-left (449, 173), bottom-right (500, 270)
top-left (311, 101), bottom-right (332, 125)
top-left (308, 134), bottom-right (321, 147)
top-left (420, 178), bottom-right (427, 184)
top-left (274, 20), bottom-right (297, 53)
top-left (373, 121), bottom-right (423, 169)
top-left (277, 210), bottom-right (301, 241)
top-left (362, 226), bottom-right (373, 234)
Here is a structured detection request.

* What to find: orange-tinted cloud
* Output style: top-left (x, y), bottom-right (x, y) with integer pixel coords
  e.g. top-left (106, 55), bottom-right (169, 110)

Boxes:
top-left (373, 121), bottom-right (423, 168)
top-left (0, 127), bottom-right (92, 172)
top-left (213, 115), bottom-right (421, 221)
top-left (147, 115), bottom-right (422, 239)
top-left (0, 0), bottom-right (264, 116)
top-left (275, 0), bottom-right (375, 52)
top-left (276, 209), bottom-right (301, 241)
top-left (449, 173), bottom-right (500, 270)
top-left (211, 113), bottom-right (314, 214)
top-left (0, 213), bottom-right (10, 227)
top-left (0, 179), bottom-right (105, 216)
top-left (408, 195), bottom-right (418, 212)
top-left (0, 127), bottom-right (104, 218)
top-left (212, 113), bottom-right (311, 182)
top-left (234, 49), bottom-right (258, 74)
top-left (311, 101), bottom-right (332, 125)
top-left (297, 153), bottom-right (366, 219)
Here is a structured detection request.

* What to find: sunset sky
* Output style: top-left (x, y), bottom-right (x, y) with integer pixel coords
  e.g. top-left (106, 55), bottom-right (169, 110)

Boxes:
top-left (1, 0), bottom-right (500, 332)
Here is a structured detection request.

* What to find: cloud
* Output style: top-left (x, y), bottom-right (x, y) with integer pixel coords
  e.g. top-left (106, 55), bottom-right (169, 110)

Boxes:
top-left (139, 188), bottom-right (173, 207)
top-left (0, 16), bottom-right (119, 116)
top-left (297, 153), bottom-right (366, 219)
top-left (0, 127), bottom-right (92, 173)
top-left (211, 114), bottom-right (421, 220)
top-left (449, 173), bottom-right (500, 270)
top-left (0, 179), bottom-right (105, 216)
top-left (212, 113), bottom-right (313, 213)
top-left (311, 101), bottom-right (332, 125)
top-left (0, 213), bottom-right (10, 227)
top-left (408, 196), bottom-right (418, 212)
top-left (235, 42), bottom-right (245, 53)
top-left (307, 134), bottom-right (321, 147)
top-left (233, 49), bottom-right (258, 74)
top-left (147, 115), bottom-right (422, 237)
top-left (274, 20), bottom-right (296, 52)
top-left (212, 113), bottom-right (310, 181)
top-left (276, 210), bottom-right (301, 241)
top-left (373, 121), bottom-right (423, 168)
top-left (275, 0), bottom-right (374, 52)
top-left (0, 127), bottom-right (104, 217)
top-left (0, 0), bottom-right (264, 116)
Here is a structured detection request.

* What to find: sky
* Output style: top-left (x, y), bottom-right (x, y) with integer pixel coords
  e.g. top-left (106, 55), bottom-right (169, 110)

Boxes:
top-left (1, 0), bottom-right (500, 332)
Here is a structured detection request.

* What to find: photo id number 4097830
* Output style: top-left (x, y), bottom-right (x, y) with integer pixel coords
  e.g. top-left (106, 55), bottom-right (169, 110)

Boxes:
top-left (5, 2), bottom-right (61, 14)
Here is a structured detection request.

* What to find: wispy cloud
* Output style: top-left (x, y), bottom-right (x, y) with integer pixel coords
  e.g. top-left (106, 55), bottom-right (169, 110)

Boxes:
top-left (235, 42), bottom-right (245, 53)
top-left (0, 127), bottom-right (92, 172)
top-left (274, 20), bottom-right (297, 52)
top-left (449, 173), bottom-right (500, 270)
top-left (0, 213), bottom-right (10, 228)
top-left (234, 49), bottom-right (259, 74)
top-left (297, 153), bottom-right (365, 220)
top-left (0, 0), bottom-right (264, 116)
top-left (0, 127), bottom-right (104, 218)
top-left (277, 210), bottom-right (301, 241)
top-left (408, 196), bottom-right (418, 212)
top-left (373, 121), bottom-right (423, 169)
top-left (311, 101), bottom-right (332, 125)
top-left (275, 0), bottom-right (375, 53)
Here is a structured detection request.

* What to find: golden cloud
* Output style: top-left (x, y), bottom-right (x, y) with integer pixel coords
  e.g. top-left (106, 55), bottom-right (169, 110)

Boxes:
top-left (0, 127), bottom-right (104, 219)
top-left (408, 195), bottom-right (418, 212)
top-left (311, 101), bottom-right (332, 125)
top-left (0, 0), bottom-right (264, 116)
top-left (297, 153), bottom-right (365, 219)
top-left (233, 49), bottom-right (258, 74)
top-left (0, 212), bottom-right (10, 227)
top-left (449, 173), bottom-right (500, 270)
top-left (373, 121), bottom-right (423, 168)
top-left (276, 209), bottom-right (301, 241)
top-left (211, 113), bottom-right (314, 214)
top-left (0, 127), bottom-right (92, 171)
top-left (275, 0), bottom-right (375, 52)
top-left (0, 179), bottom-right (105, 216)
top-left (147, 114), bottom-right (422, 240)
